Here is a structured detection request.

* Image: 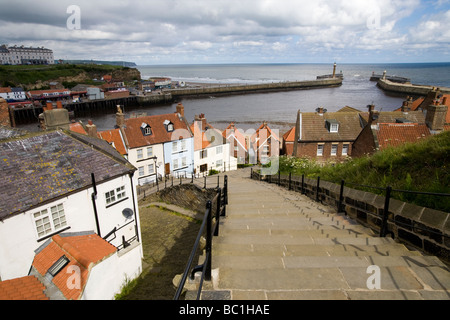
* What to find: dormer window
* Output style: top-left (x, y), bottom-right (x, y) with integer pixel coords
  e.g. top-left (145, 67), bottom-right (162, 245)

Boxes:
top-left (141, 123), bottom-right (152, 136)
top-left (326, 119), bottom-right (339, 133)
top-left (164, 120), bottom-right (174, 132)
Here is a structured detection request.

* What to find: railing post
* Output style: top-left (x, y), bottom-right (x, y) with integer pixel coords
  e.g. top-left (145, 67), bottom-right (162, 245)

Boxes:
top-left (301, 174), bottom-right (305, 194)
top-left (380, 186), bottom-right (392, 237)
top-left (338, 180), bottom-right (345, 214)
top-left (251, 167), bottom-right (253, 179)
top-left (278, 171), bottom-right (281, 186)
top-left (217, 175), bottom-right (220, 188)
top-left (205, 201), bottom-right (212, 281)
top-left (215, 189), bottom-right (221, 236)
top-left (204, 175), bottom-right (207, 189)
top-left (316, 176), bottom-right (320, 202)
top-left (224, 175), bottom-right (228, 206)
top-left (289, 172), bottom-right (292, 190)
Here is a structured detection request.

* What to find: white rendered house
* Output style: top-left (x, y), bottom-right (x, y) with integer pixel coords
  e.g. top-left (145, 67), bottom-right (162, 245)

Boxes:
top-left (0, 130), bottom-right (143, 282)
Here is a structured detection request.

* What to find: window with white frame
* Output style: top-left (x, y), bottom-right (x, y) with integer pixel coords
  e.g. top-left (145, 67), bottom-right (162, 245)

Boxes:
top-left (33, 204), bottom-right (67, 238)
top-left (216, 159), bottom-right (223, 168)
top-left (181, 157), bottom-right (187, 168)
top-left (216, 145), bottom-right (223, 154)
top-left (105, 186), bottom-right (126, 206)
top-left (148, 163), bottom-right (154, 174)
top-left (317, 144), bottom-right (324, 156)
top-left (331, 144), bottom-right (338, 156)
top-left (200, 149), bottom-right (207, 159)
top-left (181, 139), bottom-right (186, 151)
top-left (173, 158), bottom-right (179, 170)
top-left (147, 147), bottom-right (153, 158)
top-left (172, 141), bottom-right (178, 153)
top-left (137, 149), bottom-right (143, 160)
top-left (138, 166), bottom-right (145, 177)
top-left (342, 143), bottom-right (349, 156)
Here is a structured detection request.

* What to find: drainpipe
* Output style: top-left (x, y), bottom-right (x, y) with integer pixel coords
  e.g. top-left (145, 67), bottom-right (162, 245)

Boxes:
top-left (91, 173), bottom-right (101, 237)
top-left (129, 172), bottom-right (140, 242)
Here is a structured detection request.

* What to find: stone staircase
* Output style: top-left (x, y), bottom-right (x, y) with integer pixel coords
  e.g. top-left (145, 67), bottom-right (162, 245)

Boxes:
top-left (191, 168), bottom-right (450, 300)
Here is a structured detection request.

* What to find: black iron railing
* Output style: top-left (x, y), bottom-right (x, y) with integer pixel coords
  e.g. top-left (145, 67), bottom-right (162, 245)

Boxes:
top-left (251, 168), bottom-right (450, 239)
top-left (173, 175), bottom-right (228, 300)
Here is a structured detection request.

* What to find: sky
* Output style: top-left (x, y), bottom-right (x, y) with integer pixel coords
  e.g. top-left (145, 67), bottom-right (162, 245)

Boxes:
top-left (0, 0), bottom-right (449, 65)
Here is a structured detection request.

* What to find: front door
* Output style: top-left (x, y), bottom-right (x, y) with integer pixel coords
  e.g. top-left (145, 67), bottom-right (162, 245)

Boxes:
top-left (165, 163), bottom-right (171, 175)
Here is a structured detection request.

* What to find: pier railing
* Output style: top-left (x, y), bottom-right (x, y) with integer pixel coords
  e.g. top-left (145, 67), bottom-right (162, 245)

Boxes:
top-left (173, 175), bottom-right (228, 300)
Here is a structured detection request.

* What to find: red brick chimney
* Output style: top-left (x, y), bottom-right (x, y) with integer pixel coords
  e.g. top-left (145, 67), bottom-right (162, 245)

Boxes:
top-left (176, 103), bottom-right (185, 118)
top-left (56, 101), bottom-right (63, 109)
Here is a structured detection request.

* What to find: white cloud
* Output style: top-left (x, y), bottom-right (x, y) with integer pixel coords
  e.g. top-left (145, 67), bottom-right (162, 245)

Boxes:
top-left (0, 0), bottom-right (447, 63)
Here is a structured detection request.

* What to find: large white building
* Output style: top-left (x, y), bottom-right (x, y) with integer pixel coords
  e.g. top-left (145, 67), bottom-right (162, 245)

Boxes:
top-left (0, 44), bottom-right (54, 65)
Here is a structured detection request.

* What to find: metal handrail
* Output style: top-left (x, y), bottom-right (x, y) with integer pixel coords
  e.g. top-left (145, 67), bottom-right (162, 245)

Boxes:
top-left (252, 170), bottom-right (449, 239)
top-left (173, 175), bottom-right (227, 300)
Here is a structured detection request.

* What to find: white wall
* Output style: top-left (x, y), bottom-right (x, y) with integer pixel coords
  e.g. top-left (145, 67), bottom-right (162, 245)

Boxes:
top-left (0, 174), bottom-right (143, 281)
top-left (81, 243), bottom-right (143, 300)
top-left (128, 144), bottom-right (165, 185)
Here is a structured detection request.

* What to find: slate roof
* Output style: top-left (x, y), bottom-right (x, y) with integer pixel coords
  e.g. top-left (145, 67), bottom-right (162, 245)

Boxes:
top-left (0, 130), bottom-right (135, 220)
top-left (122, 112), bottom-right (192, 149)
top-left (31, 233), bottom-right (116, 300)
top-left (300, 112), bottom-right (365, 142)
top-left (376, 123), bottom-right (431, 150)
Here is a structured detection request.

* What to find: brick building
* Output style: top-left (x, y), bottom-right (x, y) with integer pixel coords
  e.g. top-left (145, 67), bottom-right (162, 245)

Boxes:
top-left (289, 107), bottom-right (366, 163)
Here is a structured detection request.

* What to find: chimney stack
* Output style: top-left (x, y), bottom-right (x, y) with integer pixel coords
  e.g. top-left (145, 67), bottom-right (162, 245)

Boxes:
top-left (426, 99), bottom-right (447, 132)
top-left (86, 120), bottom-right (97, 138)
top-left (56, 101), bottom-right (63, 109)
top-left (367, 104), bottom-right (379, 125)
top-left (401, 96), bottom-right (413, 113)
top-left (116, 105), bottom-right (125, 128)
top-left (176, 103), bottom-right (185, 118)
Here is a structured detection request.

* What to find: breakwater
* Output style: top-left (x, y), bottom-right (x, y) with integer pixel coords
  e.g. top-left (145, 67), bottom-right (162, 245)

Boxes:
top-left (168, 78), bottom-right (343, 98)
top-left (377, 78), bottom-right (450, 96)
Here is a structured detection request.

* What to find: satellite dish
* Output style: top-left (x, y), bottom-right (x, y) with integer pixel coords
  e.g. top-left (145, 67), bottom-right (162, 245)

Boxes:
top-left (122, 208), bottom-right (133, 219)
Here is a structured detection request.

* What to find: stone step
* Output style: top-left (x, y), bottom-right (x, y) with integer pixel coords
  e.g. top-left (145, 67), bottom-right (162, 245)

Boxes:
top-left (212, 243), bottom-right (423, 257)
top-left (209, 255), bottom-right (445, 270)
top-left (215, 265), bottom-right (450, 292)
top-left (218, 227), bottom-right (376, 239)
top-left (220, 218), bottom-right (376, 232)
top-left (214, 233), bottom-right (398, 246)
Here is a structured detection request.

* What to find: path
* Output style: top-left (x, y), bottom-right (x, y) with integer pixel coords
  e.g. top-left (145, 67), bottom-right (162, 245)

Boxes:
top-left (197, 168), bottom-right (450, 300)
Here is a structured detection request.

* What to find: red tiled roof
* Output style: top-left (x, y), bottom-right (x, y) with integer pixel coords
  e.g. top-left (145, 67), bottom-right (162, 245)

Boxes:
top-left (70, 122), bottom-right (87, 135)
top-left (0, 276), bottom-right (48, 300)
top-left (377, 123), bottom-right (431, 150)
top-left (98, 129), bottom-right (127, 155)
top-left (32, 234), bottom-right (116, 300)
top-left (250, 123), bottom-right (280, 150)
top-left (123, 112), bottom-right (192, 149)
top-left (282, 127), bottom-right (295, 142)
top-left (222, 123), bottom-right (247, 151)
top-left (0, 87), bottom-right (11, 94)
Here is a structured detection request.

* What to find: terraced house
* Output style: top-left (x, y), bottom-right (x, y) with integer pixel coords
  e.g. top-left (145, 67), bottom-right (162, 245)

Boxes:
top-left (0, 129), bottom-right (143, 299)
top-left (119, 103), bottom-right (194, 184)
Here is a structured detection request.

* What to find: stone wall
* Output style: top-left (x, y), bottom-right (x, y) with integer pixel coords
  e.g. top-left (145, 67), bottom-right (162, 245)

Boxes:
top-left (142, 183), bottom-right (218, 214)
top-left (253, 171), bottom-right (450, 263)
top-left (168, 78), bottom-right (343, 98)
